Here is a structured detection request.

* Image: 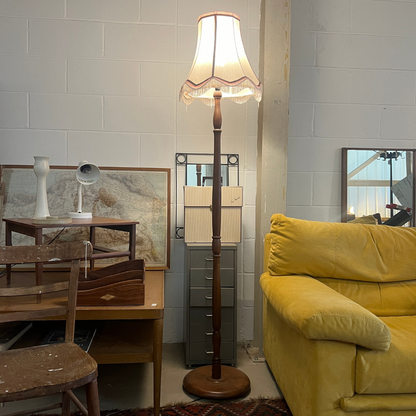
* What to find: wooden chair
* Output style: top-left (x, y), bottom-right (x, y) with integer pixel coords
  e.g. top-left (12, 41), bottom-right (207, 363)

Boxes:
top-left (0, 242), bottom-right (100, 416)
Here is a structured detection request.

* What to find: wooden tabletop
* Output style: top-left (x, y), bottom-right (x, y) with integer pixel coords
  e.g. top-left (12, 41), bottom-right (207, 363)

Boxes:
top-left (3, 217), bottom-right (140, 229)
top-left (0, 270), bottom-right (164, 320)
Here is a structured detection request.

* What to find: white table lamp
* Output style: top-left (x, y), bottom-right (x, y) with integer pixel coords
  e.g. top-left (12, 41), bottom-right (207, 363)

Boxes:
top-left (68, 161), bottom-right (100, 219)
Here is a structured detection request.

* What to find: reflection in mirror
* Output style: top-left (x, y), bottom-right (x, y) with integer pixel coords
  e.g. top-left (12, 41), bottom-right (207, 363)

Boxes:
top-left (175, 153), bottom-right (239, 238)
top-left (187, 164), bottom-right (229, 186)
top-left (341, 148), bottom-right (415, 226)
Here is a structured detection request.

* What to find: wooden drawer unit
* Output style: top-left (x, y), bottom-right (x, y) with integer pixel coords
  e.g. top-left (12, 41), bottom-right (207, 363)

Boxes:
top-left (185, 244), bottom-right (237, 367)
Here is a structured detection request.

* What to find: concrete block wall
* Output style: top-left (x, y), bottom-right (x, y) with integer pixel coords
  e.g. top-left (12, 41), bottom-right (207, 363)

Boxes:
top-left (287, 0), bottom-right (416, 222)
top-left (0, 0), bottom-right (261, 342)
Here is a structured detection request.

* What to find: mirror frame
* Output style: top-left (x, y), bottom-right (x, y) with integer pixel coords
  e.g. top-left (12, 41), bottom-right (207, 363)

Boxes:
top-left (341, 147), bottom-right (416, 225)
top-left (175, 152), bottom-right (240, 239)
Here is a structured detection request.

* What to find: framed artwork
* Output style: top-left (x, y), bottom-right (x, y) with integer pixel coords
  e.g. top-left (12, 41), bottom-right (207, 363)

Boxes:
top-left (0, 165), bottom-right (171, 270)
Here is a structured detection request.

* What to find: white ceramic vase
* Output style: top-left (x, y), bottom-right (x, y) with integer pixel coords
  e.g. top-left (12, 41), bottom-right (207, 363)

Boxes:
top-left (33, 156), bottom-right (50, 219)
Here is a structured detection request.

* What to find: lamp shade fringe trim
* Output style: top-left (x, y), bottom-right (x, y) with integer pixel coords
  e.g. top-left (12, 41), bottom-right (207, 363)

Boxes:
top-left (179, 77), bottom-right (262, 106)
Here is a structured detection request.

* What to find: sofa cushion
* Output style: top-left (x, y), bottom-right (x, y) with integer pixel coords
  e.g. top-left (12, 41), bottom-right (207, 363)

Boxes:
top-left (356, 316), bottom-right (416, 394)
top-left (317, 277), bottom-right (416, 316)
top-left (268, 214), bottom-right (416, 283)
top-left (260, 273), bottom-right (391, 351)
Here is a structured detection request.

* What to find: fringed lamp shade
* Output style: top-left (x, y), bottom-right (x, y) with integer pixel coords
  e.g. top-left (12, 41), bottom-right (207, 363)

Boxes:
top-left (179, 11), bottom-right (262, 106)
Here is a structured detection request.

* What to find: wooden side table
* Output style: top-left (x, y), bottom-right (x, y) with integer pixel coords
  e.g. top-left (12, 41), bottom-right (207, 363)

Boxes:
top-left (3, 217), bottom-right (139, 286)
top-left (76, 270), bottom-right (165, 416)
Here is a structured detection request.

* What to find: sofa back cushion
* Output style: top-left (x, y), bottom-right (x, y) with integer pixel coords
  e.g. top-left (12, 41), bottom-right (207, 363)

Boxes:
top-left (268, 214), bottom-right (416, 282)
top-left (316, 277), bottom-right (416, 316)
top-left (268, 214), bottom-right (416, 315)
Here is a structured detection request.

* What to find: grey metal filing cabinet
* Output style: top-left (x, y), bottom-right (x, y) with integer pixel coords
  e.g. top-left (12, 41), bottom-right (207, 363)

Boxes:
top-left (185, 243), bottom-right (237, 367)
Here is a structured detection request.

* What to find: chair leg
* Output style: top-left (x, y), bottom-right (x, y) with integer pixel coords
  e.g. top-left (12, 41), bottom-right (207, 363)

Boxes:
top-left (86, 378), bottom-right (100, 416)
top-left (62, 391), bottom-right (71, 416)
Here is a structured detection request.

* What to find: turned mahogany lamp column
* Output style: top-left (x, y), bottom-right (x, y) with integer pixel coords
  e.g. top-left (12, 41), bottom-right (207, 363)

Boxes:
top-left (179, 11), bottom-right (262, 399)
top-left (211, 89), bottom-right (222, 379)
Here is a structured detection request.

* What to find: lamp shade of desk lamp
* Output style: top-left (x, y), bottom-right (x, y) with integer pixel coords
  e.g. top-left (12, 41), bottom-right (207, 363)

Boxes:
top-left (180, 11), bottom-right (262, 399)
top-left (68, 160), bottom-right (100, 219)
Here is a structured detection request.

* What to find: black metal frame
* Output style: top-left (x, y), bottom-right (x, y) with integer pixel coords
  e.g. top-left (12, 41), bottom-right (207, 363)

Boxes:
top-left (175, 153), bottom-right (239, 239)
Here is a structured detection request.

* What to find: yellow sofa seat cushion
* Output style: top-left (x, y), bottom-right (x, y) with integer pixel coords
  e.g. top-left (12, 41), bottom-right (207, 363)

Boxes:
top-left (356, 316), bottom-right (416, 394)
top-left (260, 272), bottom-right (391, 351)
top-left (268, 214), bottom-right (416, 282)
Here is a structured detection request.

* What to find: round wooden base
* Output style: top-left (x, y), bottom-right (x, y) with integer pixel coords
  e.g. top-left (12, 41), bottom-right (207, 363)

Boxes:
top-left (183, 365), bottom-right (251, 399)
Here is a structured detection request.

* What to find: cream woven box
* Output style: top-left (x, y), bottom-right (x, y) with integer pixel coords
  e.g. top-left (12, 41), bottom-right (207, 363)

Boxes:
top-left (184, 186), bottom-right (242, 243)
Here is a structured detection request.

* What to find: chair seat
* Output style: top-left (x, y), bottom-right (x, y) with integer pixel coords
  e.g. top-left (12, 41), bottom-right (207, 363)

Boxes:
top-left (356, 316), bottom-right (416, 394)
top-left (0, 342), bottom-right (98, 401)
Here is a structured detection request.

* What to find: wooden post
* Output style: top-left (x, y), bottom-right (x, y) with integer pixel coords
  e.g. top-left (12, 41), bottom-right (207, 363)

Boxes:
top-left (253, 0), bottom-right (291, 352)
top-left (182, 90), bottom-right (250, 398)
top-left (212, 89), bottom-right (222, 379)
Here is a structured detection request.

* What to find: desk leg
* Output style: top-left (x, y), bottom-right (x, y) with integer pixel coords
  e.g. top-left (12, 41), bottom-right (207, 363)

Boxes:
top-left (153, 318), bottom-right (163, 416)
top-left (5, 223), bottom-right (12, 286)
top-left (129, 224), bottom-right (136, 260)
top-left (34, 229), bottom-right (43, 302)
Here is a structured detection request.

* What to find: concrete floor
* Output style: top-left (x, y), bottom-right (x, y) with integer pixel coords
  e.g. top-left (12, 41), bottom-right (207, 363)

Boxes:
top-left (3, 343), bottom-right (282, 413)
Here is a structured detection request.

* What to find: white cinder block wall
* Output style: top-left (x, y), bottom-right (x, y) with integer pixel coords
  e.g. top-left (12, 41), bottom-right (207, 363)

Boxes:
top-left (0, 0), bottom-right (260, 343)
top-left (4, 0), bottom-right (414, 343)
top-left (287, 0), bottom-right (416, 222)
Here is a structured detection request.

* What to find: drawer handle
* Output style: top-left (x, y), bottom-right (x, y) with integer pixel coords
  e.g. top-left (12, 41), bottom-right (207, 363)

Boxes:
top-left (205, 331), bottom-right (213, 336)
top-left (205, 258), bottom-right (213, 261)
top-left (206, 314), bottom-right (212, 317)
top-left (205, 296), bottom-right (213, 300)
top-left (205, 350), bottom-right (214, 354)
top-left (205, 276), bottom-right (213, 280)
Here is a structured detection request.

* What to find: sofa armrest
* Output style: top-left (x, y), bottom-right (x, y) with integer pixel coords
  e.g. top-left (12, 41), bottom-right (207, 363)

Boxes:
top-left (260, 273), bottom-right (391, 352)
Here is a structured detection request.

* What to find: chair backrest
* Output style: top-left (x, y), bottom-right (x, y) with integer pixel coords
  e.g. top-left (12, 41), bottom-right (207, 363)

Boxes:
top-left (0, 242), bottom-right (91, 343)
top-left (266, 214), bottom-right (416, 316)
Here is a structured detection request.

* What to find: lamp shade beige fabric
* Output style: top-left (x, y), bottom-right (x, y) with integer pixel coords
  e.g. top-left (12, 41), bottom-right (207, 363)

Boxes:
top-left (179, 11), bottom-right (262, 106)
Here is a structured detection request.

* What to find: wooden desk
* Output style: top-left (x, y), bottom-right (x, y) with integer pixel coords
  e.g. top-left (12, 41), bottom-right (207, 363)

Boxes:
top-left (0, 270), bottom-right (164, 416)
top-left (3, 217), bottom-right (139, 285)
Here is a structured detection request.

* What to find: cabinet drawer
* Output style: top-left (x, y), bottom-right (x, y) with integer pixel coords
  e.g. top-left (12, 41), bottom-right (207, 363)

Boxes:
top-left (190, 322), bottom-right (234, 342)
top-left (189, 307), bottom-right (234, 325)
top-left (190, 288), bottom-right (234, 307)
top-left (189, 341), bottom-right (234, 361)
top-left (189, 249), bottom-right (234, 268)
top-left (189, 268), bottom-right (234, 287)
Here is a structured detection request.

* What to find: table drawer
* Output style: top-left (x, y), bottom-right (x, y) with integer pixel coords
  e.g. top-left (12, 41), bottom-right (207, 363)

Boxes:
top-left (190, 322), bottom-right (234, 342)
top-left (190, 288), bottom-right (234, 307)
top-left (189, 307), bottom-right (234, 325)
top-left (189, 268), bottom-right (234, 287)
top-left (189, 341), bottom-right (234, 361)
top-left (189, 249), bottom-right (234, 268)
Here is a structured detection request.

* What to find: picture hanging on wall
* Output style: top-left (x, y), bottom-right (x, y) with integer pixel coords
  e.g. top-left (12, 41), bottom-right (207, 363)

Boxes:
top-left (0, 165), bottom-right (171, 270)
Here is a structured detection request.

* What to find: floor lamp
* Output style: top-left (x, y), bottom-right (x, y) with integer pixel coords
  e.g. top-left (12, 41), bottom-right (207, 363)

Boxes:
top-left (179, 11), bottom-right (262, 399)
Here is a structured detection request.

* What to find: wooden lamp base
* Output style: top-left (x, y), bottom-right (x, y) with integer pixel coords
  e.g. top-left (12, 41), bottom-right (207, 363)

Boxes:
top-left (183, 365), bottom-right (250, 399)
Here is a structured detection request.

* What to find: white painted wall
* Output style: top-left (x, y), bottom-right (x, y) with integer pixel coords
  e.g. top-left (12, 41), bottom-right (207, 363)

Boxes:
top-left (0, 0), bottom-right (260, 343)
top-left (287, 0), bottom-right (416, 222)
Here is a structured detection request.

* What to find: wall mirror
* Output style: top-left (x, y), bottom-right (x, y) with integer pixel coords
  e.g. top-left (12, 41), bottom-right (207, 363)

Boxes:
top-left (175, 153), bottom-right (239, 238)
top-left (341, 148), bottom-right (415, 226)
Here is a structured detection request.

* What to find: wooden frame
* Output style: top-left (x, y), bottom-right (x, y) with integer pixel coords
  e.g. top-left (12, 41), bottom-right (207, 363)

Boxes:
top-left (341, 148), bottom-right (416, 226)
top-left (0, 165), bottom-right (171, 270)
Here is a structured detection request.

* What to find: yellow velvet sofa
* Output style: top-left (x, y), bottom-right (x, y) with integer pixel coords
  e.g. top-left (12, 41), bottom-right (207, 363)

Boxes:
top-left (260, 214), bottom-right (416, 416)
